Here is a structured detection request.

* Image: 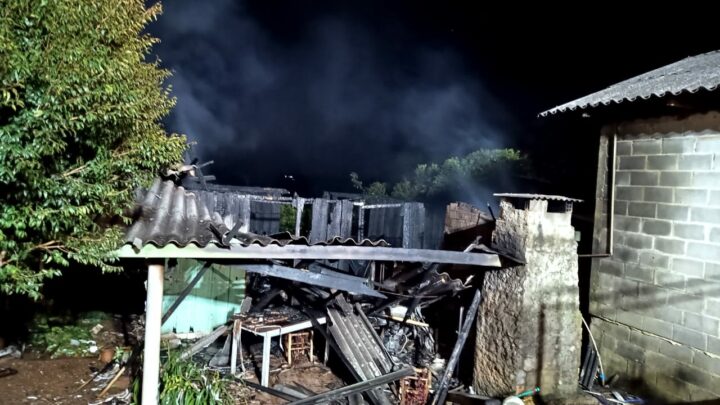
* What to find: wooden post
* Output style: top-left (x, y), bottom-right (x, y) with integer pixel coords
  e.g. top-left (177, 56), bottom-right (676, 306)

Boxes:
top-left (324, 323), bottom-right (330, 365)
top-left (231, 319), bottom-right (241, 375)
top-left (142, 262), bottom-right (164, 405)
top-left (339, 200), bottom-right (354, 238)
top-left (309, 199), bottom-right (329, 243)
top-left (309, 330), bottom-right (314, 364)
top-left (262, 334), bottom-right (272, 386)
top-left (239, 197), bottom-right (251, 233)
top-left (431, 290), bottom-right (482, 405)
top-left (328, 201), bottom-right (342, 238)
top-left (357, 204), bottom-right (365, 240)
top-left (284, 334), bottom-right (292, 367)
top-left (294, 197), bottom-right (306, 237)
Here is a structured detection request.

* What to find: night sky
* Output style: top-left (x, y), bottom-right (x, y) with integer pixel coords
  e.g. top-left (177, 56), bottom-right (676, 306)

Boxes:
top-left (150, 2), bottom-right (719, 198)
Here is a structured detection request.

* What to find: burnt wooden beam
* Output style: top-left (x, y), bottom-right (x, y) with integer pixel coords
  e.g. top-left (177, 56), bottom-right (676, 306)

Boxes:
top-left (430, 289), bottom-right (482, 405)
top-left (401, 264), bottom-right (437, 325)
top-left (242, 264), bottom-right (385, 298)
top-left (446, 390), bottom-right (501, 405)
top-left (241, 379), bottom-right (302, 402)
top-left (179, 324), bottom-right (228, 360)
top-left (288, 367), bottom-right (414, 405)
top-left (250, 287), bottom-right (285, 312)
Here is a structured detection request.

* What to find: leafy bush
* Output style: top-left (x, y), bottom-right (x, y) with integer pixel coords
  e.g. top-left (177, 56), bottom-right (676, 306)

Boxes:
top-left (133, 351), bottom-right (233, 404)
top-left (0, 0), bottom-right (186, 298)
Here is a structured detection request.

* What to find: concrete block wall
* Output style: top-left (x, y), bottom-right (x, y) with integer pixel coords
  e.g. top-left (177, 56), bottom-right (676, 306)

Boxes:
top-left (590, 112), bottom-right (720, 402)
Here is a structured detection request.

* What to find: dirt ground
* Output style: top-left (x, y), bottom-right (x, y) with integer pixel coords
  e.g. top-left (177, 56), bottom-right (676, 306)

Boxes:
top-left (0, 355), bottom-right (343, 405)
top-left (0, 324), bottom-right (345, 405)
top-left (0, 356), bottom-right (130, 404)
top-left (244, 362), bottom-right (344, 404)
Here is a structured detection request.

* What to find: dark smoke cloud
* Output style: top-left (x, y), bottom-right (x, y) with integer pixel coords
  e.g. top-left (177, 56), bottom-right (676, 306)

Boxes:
top-left (152, 0), bottom-right (516, 194)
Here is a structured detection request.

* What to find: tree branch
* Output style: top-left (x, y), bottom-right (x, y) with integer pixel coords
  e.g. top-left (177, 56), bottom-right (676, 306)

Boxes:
top-left (30, 241), bottom-right (70, 253)
top-left (61, 163), bottom-right (89, 178)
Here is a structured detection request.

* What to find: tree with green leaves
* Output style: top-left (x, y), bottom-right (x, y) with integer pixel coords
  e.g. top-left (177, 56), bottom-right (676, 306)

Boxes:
top-left (0, 1), bottom-right (186, 298)
top-left (351, 148), bottom-right (524, 200)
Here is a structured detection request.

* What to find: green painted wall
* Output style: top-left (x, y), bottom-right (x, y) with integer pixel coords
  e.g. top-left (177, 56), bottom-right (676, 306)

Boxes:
top-left (161, 259), bottom-right (245, 334)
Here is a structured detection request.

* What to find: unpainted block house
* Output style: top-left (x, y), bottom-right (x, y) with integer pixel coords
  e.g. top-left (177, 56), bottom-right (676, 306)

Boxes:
top-left (543, 51), bottom-right (720, 402)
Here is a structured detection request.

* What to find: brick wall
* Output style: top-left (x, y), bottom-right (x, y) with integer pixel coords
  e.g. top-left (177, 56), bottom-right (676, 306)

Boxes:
top-left (590, 112), bottom-right (720, 402)
top-left (444, 201), bottom-right (492, 234)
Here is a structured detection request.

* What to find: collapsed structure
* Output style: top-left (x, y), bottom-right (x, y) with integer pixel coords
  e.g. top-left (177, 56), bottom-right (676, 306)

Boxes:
top-left (114, 170), bottom-right (593, 404)
top-left (110, 49), bottom-right (720, 405)
top-left (119, 177), bottom-right (504, 404)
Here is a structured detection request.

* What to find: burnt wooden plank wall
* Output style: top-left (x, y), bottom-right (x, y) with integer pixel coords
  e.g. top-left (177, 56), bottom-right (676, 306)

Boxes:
top-left (193, 188), bottom-right (442, 249)
top-left (402, 202), bottom-right (425, 248)
top-left (309, 199), bottom-right (330, 243)
top-left (249, 201), bottom-right (281, 235)
top-left (196, 190), bottom-right (251, 231)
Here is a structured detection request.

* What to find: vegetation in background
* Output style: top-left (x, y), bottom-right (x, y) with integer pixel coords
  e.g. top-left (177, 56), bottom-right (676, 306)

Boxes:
top-left (0, 1), bottom-right (186, 298)
top-left (133, 350), bottom-right (234, 405)
top-left (279, 204), bottom-right (297, 233)
top-left (29, 311), bottom-right (110, 358)
top-left (350, 148), bottom-right (524, 200)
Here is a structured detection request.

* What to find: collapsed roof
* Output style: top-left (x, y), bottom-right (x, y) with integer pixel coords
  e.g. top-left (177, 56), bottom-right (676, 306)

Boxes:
top-left (119, 178), bottom-right (502, 267)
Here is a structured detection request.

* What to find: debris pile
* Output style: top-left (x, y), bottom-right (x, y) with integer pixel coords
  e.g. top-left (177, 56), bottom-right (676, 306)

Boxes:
top-left (120, 179), bottom-right (513, 403)
top-left (154, 249), bottom-right (489, 405)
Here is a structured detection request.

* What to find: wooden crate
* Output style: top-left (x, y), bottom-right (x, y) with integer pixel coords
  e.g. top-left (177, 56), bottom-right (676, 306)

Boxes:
top-left (283, 330), bottom-right (313, 366)
top-left (399, 367), bottom-right (430, 405)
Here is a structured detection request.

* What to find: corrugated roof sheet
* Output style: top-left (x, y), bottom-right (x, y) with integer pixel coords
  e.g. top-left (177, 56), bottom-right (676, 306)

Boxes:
top-left (125, 179), bottom-right (388, 249)
top-left (494, 193), bottom-right (582, 203)
top-left (227, 231), bottom-right (388, 247)
top-left (327, 296), bottom-right (395, 405)
top-left (126, 179), bottom-right (227, 248)
top-left (540, 50), bottom-right (720, 116)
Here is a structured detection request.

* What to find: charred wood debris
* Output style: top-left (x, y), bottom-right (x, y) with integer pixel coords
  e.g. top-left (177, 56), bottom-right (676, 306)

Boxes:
top-left (168, 255), bottom-right (486, 405)
top-left (148, 168), bottom-right (501, 404)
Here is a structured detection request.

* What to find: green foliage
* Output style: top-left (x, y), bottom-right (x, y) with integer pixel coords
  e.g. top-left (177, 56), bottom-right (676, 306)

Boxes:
top-left (0, 0), bottom-right (186, 298)
top-left (279, 204), bottom-right (297, 233)
top-left (29, 324), bottom-right (92, 358)
top-left (350, 172), bottom-right (387, 197)
top-left (29, 311), bottom-right (110, 358)
top-left (133, 351), bottom-right (233, 405)
top-left (351, 148), bottom-right (524, 200)
top-left (366, 181), bottom-right (389, 197)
